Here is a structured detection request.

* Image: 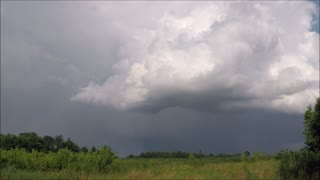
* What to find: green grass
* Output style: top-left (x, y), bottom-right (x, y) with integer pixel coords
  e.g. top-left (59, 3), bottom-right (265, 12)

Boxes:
top-left (1, 158), bottom-right (280, 179)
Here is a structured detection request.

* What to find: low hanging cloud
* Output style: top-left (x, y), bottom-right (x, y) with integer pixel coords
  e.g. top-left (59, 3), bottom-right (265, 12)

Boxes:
top-left (72, 1), bottom-right (319, 113)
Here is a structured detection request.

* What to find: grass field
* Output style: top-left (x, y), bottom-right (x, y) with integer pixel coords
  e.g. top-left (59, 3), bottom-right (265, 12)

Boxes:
top-left (1, 158), bottom-right (280, 179)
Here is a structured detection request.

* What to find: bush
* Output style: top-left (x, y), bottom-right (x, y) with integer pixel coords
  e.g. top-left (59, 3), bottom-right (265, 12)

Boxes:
top-left (279, 149), bottom-right (320, 180)
top-left (187, 153), bottom-right (198, 167)
top-left (0, 147), bottom-right (117, 173)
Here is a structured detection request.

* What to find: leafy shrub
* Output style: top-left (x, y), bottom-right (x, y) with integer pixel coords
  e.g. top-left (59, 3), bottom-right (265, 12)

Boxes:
top-left (187, 153), bottom-right (199, 167)
top-left (241, 151), bottom-right (250, 162)
top-left (0, 147), bottom-right (117, 173)
top-left (279, 149), bottom-right (320, 180)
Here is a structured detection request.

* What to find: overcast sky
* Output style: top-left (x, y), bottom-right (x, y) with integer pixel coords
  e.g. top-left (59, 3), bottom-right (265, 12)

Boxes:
top-left (1, 1), bottom-right (319, 156)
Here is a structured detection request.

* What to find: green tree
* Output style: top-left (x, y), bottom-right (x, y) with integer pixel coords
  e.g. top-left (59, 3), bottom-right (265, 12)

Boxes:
top-left (63, 138), bottom-right (79, 152)
top-left (80, 146), bottom-right (88, 153)
top-left (0, 134), bottom-right (18, 150)
top-left (54, 135), bottom-right (64, 151)
top-left (17, 132), bottom-right (43, 152)
top-left (42, 136), bottom-right (55, 153)
top-left (304, 98), bottom-right (320, 153)
top-left (90, 146), bottom-right (96, 152)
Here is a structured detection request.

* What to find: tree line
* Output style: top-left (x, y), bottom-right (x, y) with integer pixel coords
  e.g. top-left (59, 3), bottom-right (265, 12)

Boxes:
top-left (1, 132), bottom-right (251, 159)
top-left (127, 151), bottom-right (244, 159)
top-left (0, 132), bottom-right (96, 153)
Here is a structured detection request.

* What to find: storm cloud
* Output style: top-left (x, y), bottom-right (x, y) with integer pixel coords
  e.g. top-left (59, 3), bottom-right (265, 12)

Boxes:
top-left (1, 1), bottom-right (319, 156)
top-left (72, 1), bottom-right (319, 114)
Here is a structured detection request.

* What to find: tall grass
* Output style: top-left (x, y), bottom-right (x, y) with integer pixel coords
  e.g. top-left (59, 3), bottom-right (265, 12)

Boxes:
top-left (1, 157), bottom-right (279, 179)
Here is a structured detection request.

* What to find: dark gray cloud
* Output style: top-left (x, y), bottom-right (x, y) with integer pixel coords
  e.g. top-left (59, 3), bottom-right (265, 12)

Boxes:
top-left (1, 1), bottom-right (318, 157)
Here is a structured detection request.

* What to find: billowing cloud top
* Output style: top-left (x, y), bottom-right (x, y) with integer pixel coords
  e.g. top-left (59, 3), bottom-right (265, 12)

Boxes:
top-left (72, 1), bottom-right (319, 113)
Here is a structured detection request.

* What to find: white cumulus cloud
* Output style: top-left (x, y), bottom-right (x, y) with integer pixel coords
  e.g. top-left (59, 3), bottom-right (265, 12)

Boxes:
top-left (72, 1), bottom-right (319, 113)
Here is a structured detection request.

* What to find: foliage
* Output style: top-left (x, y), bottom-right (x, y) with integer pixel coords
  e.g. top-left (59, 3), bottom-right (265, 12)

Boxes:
top-left (187, 153), bottom-right (197, 167)
top-left (304, 98), bottom-right (320, 153)
top-left (279, 98), bottom-right (320, 180)
top-left (0, 147), bottom-right (117, 173)
top-left (80, 146), bottom-right (89, 153)
top-left (279, 149), bottom-right (320, 180)
top-left (0, 132), bottom-right (91, 153)
top-left (241, 151), bottom-right (250, 162)
top-left (127, 151), bottom-right (242, 159)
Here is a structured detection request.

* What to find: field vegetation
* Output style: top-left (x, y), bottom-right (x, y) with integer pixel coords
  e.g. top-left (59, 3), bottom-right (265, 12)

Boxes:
top-left (1, 146), bottom-right (278, 179)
